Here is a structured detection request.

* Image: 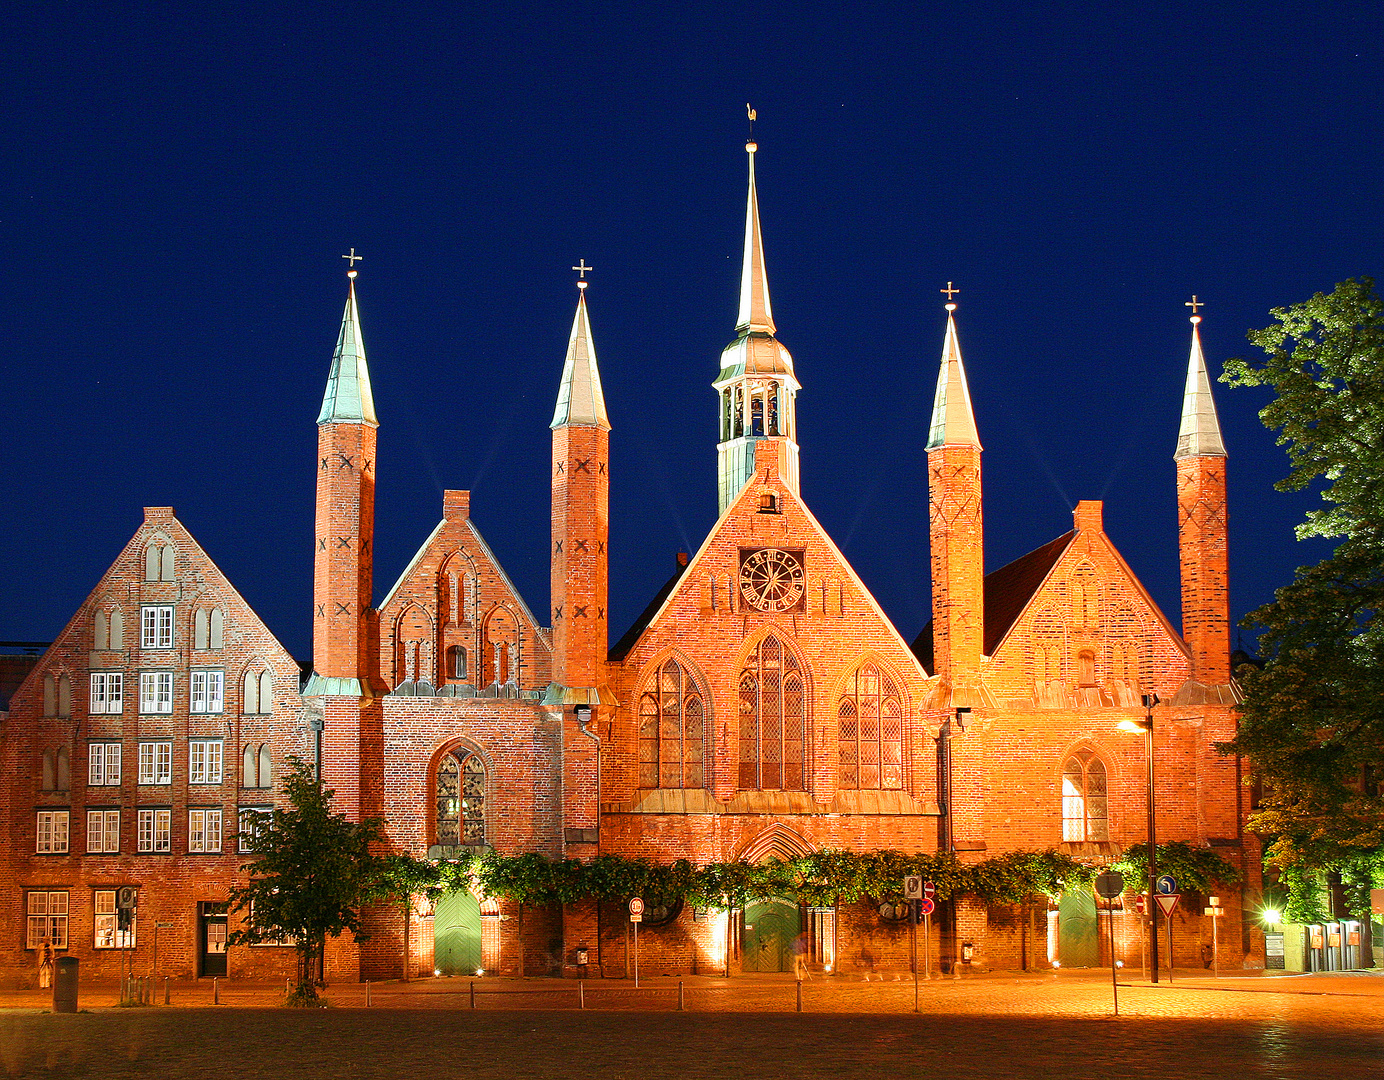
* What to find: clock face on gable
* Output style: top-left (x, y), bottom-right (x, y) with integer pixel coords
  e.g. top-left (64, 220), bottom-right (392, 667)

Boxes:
top-left (738, 548), bottom-right (806, 613)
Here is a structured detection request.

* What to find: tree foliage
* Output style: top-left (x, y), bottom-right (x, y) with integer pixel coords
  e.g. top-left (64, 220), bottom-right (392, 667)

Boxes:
top-left (1220, 278), bottom-right (1384, 883)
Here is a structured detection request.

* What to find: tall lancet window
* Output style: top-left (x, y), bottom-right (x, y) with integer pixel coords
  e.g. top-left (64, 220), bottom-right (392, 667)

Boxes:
top-left (738, 635), bottom-right (806, 791)
top-left (838, 664), bottom-right (903, 790)
top-left (1062, 750), bottom-right (1108, 842)
top-left (638, 659), bottom-right (705, 789)
top-left (436, 750), bottom-right (486, 847)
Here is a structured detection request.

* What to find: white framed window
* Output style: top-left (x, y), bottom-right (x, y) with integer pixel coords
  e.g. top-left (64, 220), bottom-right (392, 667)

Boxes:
top-left (87, 742), bottom-right (122, 786)
top-left (189, 808), bottom-right (223, 853)
top-left (138, 741), bottom-right (173, 785)
top-left (139, 672), bottom-right (174, 714)
top-left (238, 806), bottom-right (273, 853)
top-left (89, 672), bottom-right (123, 715)
top-left (36, 810), bottom-right (69, 853)
top-left (94, 890), bottom-right (136, 949)
top-left (26, 891), bottom-right (68, 949)
top-left (137, 808), bottom-right (172, 852)
top-left (86, 809), bottom-right (120, 853)
top-left (190, 670), bottom-right (225, 714)
top-left (141, 605), bottom-right (174, 649)
top-left (189, 739), bottom-right (224, 785)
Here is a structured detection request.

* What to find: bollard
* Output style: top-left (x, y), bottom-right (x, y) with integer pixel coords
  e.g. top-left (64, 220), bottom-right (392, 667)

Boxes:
top-left (796, 978), bottom-right (802, 1013)
top-left (213, 976), bottom-right (219, 1005)
top-left (579, 980), bottom-right (585, 1010)
top-left (366, 980), bottom-right (371, 1007)
top-left (53, 956), bottom-right (79, 1013)
top-left (678, 980), bottom-right (684, 1012)
top-left (285, 977), bottom-right (291, 996)
top-left (164, 976), bottom-right (170, 1005)
top-left (470, 980), bottom-right (476, 1010)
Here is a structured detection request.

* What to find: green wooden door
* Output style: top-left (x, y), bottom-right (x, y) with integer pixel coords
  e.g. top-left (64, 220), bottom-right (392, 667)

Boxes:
top-left (1058, 890), bottom-right (1100, 968)
top-left (434, 890), bottom-right (482, 975)
top-left (742, 900), bottom-right (800, 973)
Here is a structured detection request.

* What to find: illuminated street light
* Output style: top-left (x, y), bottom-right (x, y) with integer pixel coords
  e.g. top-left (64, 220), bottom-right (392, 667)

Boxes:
top-left (1118, 693), bottom-right (1160, 982)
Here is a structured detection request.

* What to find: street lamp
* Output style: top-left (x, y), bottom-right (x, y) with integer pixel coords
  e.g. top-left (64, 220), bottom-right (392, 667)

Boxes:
top-left (1118, 693), bottom-right (1160, 982)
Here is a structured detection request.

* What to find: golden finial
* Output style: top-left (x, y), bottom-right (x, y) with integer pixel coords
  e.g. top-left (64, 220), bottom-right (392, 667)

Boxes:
top-left (1186, 294), bottom-right (1204, 324)
top-left (941, 281), bottom-right (959, 311)
top-left (342, 247), bottom-right (363, 280)
top-left (746, 103), bottom-right (757, 152)
top-left (572, 259), bottom-right (594, 292)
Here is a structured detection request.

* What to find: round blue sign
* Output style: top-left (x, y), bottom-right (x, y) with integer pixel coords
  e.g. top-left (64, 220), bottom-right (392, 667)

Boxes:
top-left (1156, 875), bottom-right (1178, 895)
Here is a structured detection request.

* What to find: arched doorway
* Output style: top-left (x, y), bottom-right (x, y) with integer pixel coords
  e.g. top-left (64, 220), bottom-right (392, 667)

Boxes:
top-left (742, 899), bottom-right (801, 972)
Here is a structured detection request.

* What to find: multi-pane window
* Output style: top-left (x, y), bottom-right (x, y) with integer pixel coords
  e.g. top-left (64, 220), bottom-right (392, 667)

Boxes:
top-left (190, 670), bottom-right (225, 713)
top-left (137, 808), bottom-right (172, 852)
top-left (738, 635), bottom-right (806, 791)
top-left (238, 806), bottom-right (272, 853)
top-left (139, 672), bottom-right (174, 714)
top-left (436, 751), bottom-right (486, 846)
top-left (141, 605), bottom-right (175, 649)
top-left (138, 741), bottom-right (173, 785)
top-left (638, 659), bottom-right (705, 788)
top-left (88, 742), bottom-right (122, 786)
top-left (1062, 750), bottom-right (1109, 842)
top-left (89, 672), bottom-right (123, 714)
top-left (837, 664), bottom-right (904, 790)
top-left (189, 740), bottom-right (224, 784)
top-left (94, 890), bottom-right (136, 948)
top-left (27, 892), bottom-right (68, 949)
top-left (188, 808), bottom-right (223, 852)
top-left (36, 810), bottom-right (69, 853)
top-left (86, 810), bottom-right (120, 853)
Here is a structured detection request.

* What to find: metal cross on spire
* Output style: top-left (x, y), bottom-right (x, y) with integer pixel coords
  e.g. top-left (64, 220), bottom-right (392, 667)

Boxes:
top-left (747, 102), bottom-right (757, 140)
top-left (1186, 294), bottom-right (1204, 324)
top-left (941, 281), bottom-right (960, 310)
top-left (572, 260), bottom-right (594, 291)
top-left (342, 248), bottom-right (363, 279)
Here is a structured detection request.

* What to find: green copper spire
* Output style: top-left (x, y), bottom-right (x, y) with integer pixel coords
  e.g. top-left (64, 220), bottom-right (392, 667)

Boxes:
top-left (551, 283), bottom-right (610, 431)
top-left (926, 299), bottom-right (981, 450)
top-left (317, 268), bottom-right (378, 427)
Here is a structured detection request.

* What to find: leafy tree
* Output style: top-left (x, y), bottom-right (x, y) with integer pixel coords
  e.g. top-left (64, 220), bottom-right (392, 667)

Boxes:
top-left (228, 757), bottom-right (386, 1002)
top-left (371, 853), bottom-right (444, 981)
top-left (1220, 277), bottom-right (1384, 896)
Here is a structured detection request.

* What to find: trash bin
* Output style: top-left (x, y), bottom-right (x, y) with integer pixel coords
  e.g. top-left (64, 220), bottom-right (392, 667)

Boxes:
top-left (53, 956), bottom-right (78, 1013)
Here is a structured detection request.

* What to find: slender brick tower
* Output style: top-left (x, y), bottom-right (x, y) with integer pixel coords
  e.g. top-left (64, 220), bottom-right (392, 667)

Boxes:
top-left (925, 295), bottom-right (988, 703)
top-left (1174, 305), bottom-right (1231, 687)
top-left (305, 255), bottom-right (378, 818)
top-left (546, 271), bottom-right (613, 859)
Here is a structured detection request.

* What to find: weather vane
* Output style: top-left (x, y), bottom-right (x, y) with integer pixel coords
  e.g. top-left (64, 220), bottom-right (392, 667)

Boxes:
top-left (941, 281), bottom-right (960, 311)
top-left (747, 103), bottom-right (756, 141)
top-left (342, 248), bottom-right (363, 280)
top-left (1186, 294), bottom-right (1204, 324)
top-left (572, 259), bottom-right (594, 291)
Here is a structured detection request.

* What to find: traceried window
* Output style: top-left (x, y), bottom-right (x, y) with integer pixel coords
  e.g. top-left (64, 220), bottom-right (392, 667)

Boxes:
top-left (1072, 563), bottom-right (1099, 629)
top-left (436, 750), bottom-right (486, 847)
top-left (738, 635), bottom-right (806, 791)
top-left (1062, 750), bottom-right (1109, 842)
top-left (837, 664), bottom-right (903, 790)
top-left (638, 659), bottom-right (705, 789)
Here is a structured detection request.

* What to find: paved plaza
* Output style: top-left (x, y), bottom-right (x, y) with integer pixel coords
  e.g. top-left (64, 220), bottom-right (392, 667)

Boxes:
top-left (2, 971), bottom-right (1381, 1079)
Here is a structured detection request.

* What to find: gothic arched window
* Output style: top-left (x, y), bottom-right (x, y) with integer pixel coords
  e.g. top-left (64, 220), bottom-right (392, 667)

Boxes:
top-left (738, 635), bottom-right (806, 791)
top-left (637, 659), bottom-right (704, 789)
top-left (437, 750), bottom-right (486, 847)
top-left (1072, 563), bottom-right (1099, 628)
top-left (1062, 750), bottom-right (1108, 842)
top-left (838, 663), bottom-right (903, 790)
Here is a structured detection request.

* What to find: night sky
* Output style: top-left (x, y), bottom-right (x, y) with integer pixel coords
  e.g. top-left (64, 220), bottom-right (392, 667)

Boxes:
top-left (4, 4), bottom-right (1381, 662)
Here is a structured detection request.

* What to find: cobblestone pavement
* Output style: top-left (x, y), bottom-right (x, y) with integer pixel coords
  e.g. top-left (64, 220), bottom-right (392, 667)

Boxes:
top-left (3, 971), bottom-right (1381, 1079)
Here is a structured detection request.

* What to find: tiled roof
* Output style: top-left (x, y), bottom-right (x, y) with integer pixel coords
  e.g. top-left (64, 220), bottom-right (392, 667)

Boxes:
top-left (911, 530), bottom-right (1075, 673)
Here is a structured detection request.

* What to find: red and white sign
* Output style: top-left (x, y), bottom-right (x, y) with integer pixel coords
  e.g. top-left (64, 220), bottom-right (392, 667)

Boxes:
top-left (1154, 893), bottom-right (1180, 918)
top-left (629, 897), bottom-right (644, 921)
top-left (1133, 895), bottom-right (1147, 916)
top-left (923, 881), bottom-right (936, 899)
top-left (919, 897), bottom-right (936, 917)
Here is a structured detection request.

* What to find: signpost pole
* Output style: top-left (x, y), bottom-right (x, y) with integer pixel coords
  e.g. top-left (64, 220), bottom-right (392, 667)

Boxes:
top-left (1213, 907), bottom-right (1219, 978)
top-left (1093, 871), bottom-right (1125, 1018)
top-left (1108, 899), bottom-right (1119, 1016)
top-left (924, 913), bottom-right (930, 980)
top-left (633, 920), bottom-right (639, 989)
top-left (912, 900), bottom-right (919, 1012)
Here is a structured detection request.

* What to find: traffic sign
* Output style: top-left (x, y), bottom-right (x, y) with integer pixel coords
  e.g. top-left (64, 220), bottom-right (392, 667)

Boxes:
top-left (628, 897), bottom-right (644, 916)
top-left (1156, 875), bottom-right (1178, 895)
top-left (918, 897), bottom-right (936, 916)
top-left (1154, 893), bottom-right (1181, 917)
top-left (923, 881), bottom-right (935, 899)
top-left (1133, 894), bottom-right (1146, 916)
top-left (904, 875), bottom-right (922, 899)
top-left (1094, 871), bottom-right (1125, 899)
top-left (116, 887), bottom-right (137, 910)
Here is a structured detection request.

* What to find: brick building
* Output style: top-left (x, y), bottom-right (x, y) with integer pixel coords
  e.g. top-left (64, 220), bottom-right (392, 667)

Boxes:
top-left (0, 140), bottom-right (1257, 986)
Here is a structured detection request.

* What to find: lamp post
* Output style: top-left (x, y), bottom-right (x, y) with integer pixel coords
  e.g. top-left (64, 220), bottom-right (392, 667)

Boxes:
top-left (1119, 693), bottom-right (1160, 982)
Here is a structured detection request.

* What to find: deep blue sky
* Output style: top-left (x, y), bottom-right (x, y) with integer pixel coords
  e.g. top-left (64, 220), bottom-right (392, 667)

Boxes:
top-left (4, 3), bottom-right (1380, 661)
